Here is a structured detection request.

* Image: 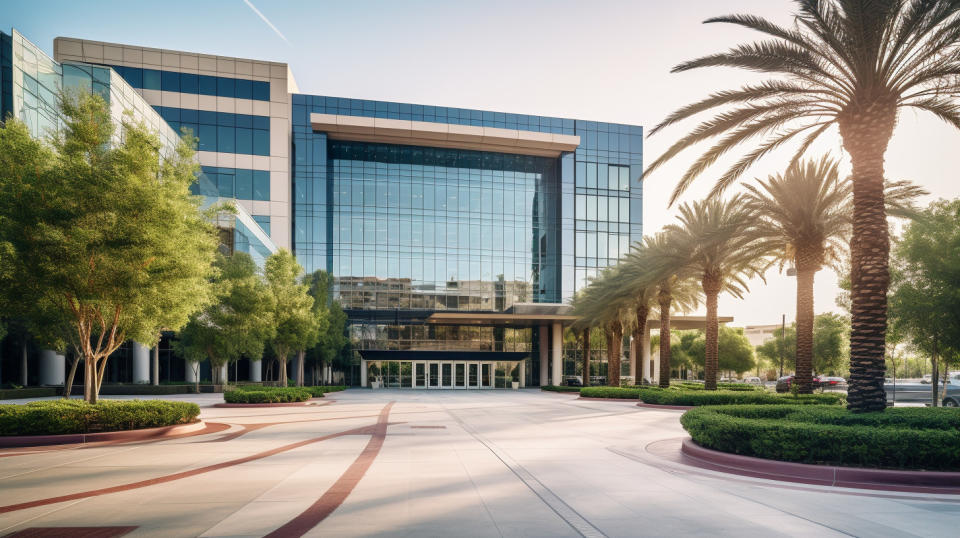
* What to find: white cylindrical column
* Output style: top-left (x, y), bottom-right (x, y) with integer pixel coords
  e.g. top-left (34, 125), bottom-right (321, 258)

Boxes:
top-left (220, 363), bottom-right (228, 385)
top-left (539, 326), bottom-right (549, 386)
top-left (250, 360), bottom-right (262, 382)
top-left (39, 350), bottom-right (65, 386)
top-left (629, 336), bottom-right (637, 380)
top-left (519, 360), bottom-right (526, 387)
top-left (185, 360), bottom-right (199, 383)
top-left (360, 359), bottom-right (368, 387)
top-left (641, 326), bottom-right (651, 384)
top-left (551, 322), bottom-right (563, 386)
top-left (132, 343), bottom-right (150, 384)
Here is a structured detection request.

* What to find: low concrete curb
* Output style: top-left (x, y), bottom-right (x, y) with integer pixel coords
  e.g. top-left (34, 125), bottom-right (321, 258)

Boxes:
top-left (681, 438), bottom-right (960, 493)
top-left (637, 402), bottom-right (694, 410)
top-left (577, 397), bottom-right (639, 402)
top-left (0, 420), bottom-right (208, 448)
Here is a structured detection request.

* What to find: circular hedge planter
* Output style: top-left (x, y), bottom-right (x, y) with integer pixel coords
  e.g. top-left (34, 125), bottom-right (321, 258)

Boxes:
top-left (0, 420), bottom-right (209, 448)
top-left (680, 404), bottom-right (960, 471)
top-left (223, 387), bottom-right (312, 404)
top-left (0, 400), bottom-right (202, 443)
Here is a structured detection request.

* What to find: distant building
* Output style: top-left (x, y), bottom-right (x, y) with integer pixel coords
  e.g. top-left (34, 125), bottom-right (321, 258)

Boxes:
top-left (744, 324), bottom-right (781, 348)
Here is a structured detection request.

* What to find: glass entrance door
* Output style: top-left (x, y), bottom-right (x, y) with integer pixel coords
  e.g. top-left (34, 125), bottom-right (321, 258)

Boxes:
top-left (414, 362), bottom-right (427, 388)
top-left (481, 363), bottom-right (493, 388)
top-left (468, 363), bottom-right (480, 389)
top-left (442, 363), bottom-right (453, 388)
top-left (454, 363), bottom-right (466, 388)
top-left (428, 362), bottom-right (440, 389)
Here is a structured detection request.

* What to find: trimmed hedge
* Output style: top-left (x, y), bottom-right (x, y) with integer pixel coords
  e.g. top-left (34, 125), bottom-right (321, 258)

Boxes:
top-left (318, 385), bottom-right (347, 393)
top-left (0, 400), bottom-right (200, 436)
top-left (541, 385), bottom-right (582, 393)
top-left (0, 388), bottom-right (58, 400)
top-left (638, 387), bottom-right (844, 406)
top-left (579, 386), bottom-right (843, 406)
top-left (223, 387), bottom-right (312, 403)
top-left (681, 405), bottom-right (960, 470)
top-left (675, 382), bottom-right (764, 392)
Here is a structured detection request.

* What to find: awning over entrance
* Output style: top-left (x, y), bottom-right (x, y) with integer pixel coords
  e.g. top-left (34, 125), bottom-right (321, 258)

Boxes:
top-left (358, 350), bottom-right (529, 362)
top-left (425, 303), bottom-right (577, 327)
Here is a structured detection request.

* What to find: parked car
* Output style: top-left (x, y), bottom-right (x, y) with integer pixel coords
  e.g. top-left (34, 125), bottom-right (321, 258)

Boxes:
top-left (775, 375), bottom-right (824, 393)
top-left (818, 376), bottom-right (847, 391)
top-left (886, 371), bottom-right (960, 406)
top-left (564, 376), bottom-right (583, 387)
top-left (921, 374), bottom-right (933, 384)
top-left (742, 376), bottom-right (763, 386)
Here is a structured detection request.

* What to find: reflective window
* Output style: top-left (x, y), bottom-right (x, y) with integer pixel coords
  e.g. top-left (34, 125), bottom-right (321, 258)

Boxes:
top-left (108, 65), bottom-right (270, 101)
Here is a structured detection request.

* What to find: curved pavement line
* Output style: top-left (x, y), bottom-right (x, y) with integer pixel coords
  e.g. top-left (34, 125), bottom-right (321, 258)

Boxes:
top-left (0, 422), bottom-right (232, 458)
top-left (264, 401), bottom-right (395, 538)
top-left (0, 405), bottom-right (393, 515)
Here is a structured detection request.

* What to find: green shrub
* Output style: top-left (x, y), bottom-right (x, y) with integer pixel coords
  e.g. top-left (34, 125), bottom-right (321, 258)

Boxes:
top-left (0, 388), bottom-right (58, 400)
top-left (223, 387), bottom-right (312, 403)
top-left (681, 405), bottom-right (960, 470)
top-left (541, 385), bottom-right (582, 393)
top-left (639, 387), bottom-right (843, 406)
top-left (318, 385), bottom-right (347, 392)
top-left (674, 382), bottom-right (764, 392)
top-left (0, 400), bottom-right (200, 436)
top-left (580, 387), bottom-right (642, 399)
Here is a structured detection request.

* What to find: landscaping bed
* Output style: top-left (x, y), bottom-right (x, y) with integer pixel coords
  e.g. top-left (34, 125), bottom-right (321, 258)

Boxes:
top-left (0, 387), bottom-right (58, 400)
top-left (0, 400), bottom-right (200, 436)
top-left (223, 386), bottom-right (313, 404)
top-left (680, 405), bottom-right (960, 470)
top-left (579, 386), bottom-right (844, 406)
top-left (540, 385), bottom-right (581, 393)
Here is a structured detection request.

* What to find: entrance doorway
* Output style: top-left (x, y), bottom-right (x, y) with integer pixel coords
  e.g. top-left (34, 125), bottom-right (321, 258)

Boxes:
top-left (367, 360), bottom-right (516, 389)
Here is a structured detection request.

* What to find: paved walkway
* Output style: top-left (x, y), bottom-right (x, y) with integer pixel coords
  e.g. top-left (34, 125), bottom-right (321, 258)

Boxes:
top-left (1, 389), bottom-right (958, 537)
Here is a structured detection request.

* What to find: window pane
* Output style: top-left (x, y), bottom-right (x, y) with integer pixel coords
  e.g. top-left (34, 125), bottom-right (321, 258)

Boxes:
top-left (608, 197), bottom-right (618, 222)
top-left (586, 195), bottom-right (597, 220)
top-left (235, 79), bottom-right (252, 100)
top-left (608, 165), bottom-right (619, 190)
top-left (620, 198), bottom-right (630, 222)
top-left (218, 171), bottom-right (234, 198)
top-left (180, 73), bottom-right (198, 93)
top-left (235, 169), bottom-right (253, 199)
top-left (586, 163), bottom-right (597, 188)
top-left (619, 166), bottom-right (630, 190)
top-left (142, 69), bottom-right (160, 90)
top-left (161, 70), bottom-right (179, 92)
top-left (597, 196), bottom-right (607, 221)
top-left (236, 127), bottom-right (253, 154)
top-left (198, 124), bottom-right (216, 152)
top-left (253, 129), bottom-right (269, 156)
top-left (217, 126), bottom-right (235, 153)
top-left (253, 171), bottom-right (270, 201)
top-left (598, 164), bottom-right (608, 189)
top-left (217, 77), bottom-right (235, 98)
top-left (575, 194), bottom-right (585, 220)
top-left (252, 81), bottom-right (270, 101)
top-left (253, 215), bottom-right (270, 235)
top-left (199, 75), bottom-right (217, 95)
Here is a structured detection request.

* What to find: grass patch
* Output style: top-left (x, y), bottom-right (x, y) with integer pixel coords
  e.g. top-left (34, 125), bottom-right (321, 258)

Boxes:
top-left (540, 385), bottom-right (582, 393)
top-left (223, 387), bottom-right (312, 404)
top-left (681, 405), bottom-right (960, 470)
top-left (0, 400), bottom-right (200, 436)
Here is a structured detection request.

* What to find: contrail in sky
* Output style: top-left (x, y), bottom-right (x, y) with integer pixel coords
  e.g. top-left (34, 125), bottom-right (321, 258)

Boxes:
top-left (243, 0), bottom-right (291, 45)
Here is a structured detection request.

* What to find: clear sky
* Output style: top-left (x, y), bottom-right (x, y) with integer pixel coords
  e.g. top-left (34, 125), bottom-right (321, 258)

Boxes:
top-left (5, 0), bottom-right (959, 326)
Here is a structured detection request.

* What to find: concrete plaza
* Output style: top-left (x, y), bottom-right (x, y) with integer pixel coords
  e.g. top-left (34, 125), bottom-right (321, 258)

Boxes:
top-left (1, 389), bottom-right (958, 537)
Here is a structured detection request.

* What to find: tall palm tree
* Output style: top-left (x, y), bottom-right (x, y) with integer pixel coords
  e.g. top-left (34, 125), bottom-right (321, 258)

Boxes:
top-left (644, 1), bottom-right (960, 410)
top-left (571, 274), bottom-right (628, 386)
top-left (746, 157), bottom-right (928, 394)
top-left (627, 234), bottom-right (701, 388)
top-left (746, 157), bottom-right (850, 393)
top-left (664, 196), bottom-right (769, 390)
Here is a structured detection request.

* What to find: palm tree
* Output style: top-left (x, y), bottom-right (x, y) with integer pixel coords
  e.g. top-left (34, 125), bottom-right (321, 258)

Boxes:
top-left (627, 234), bottom-right (701, 388)
top-left (746, 157), bottom-right (928, 394)
top-left (746, 157), bottom-right (850, 393)
top-left (663, 196), bottom-right (769, 390)
top-left (571, 279), bottom-right (629, 387)
top-left (645, 1), bottom-right (960, 410)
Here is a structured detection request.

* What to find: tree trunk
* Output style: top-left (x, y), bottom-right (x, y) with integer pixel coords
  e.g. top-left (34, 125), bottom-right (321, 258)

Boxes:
top-left (296, 350), bottom-right (305, 387)
top-left (794, 266), bottom-right (816, 394)
top-left (658, 290), bottom-right (672, 388)
top-left (278, 354), bottom-right (288, 386)
top-left (582, 329), bottom-right (590, 387)
top-left (63, 355), bottom-right (80, 399)
top-left (840, 107), bottom-right (895, 413)
top-left (607, 320), bottom-right (622, 387)
top-left (84, 358), bottom-right (98, 404)
top-left (634, 305), bottom-right (648, 387)
top-left (152, 343), bottom-right (160, 386)
top-left (931, 337), bottom-right (939, 407)
top-left (703, 276), bottom-right (721, 391)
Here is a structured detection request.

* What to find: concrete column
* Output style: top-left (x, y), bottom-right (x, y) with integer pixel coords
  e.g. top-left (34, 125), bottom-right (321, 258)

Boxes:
top-left (151, 344), bottom-right (159, 386)
top-left (132, 343), bottom-right (150, 384)
top-left (539, 326), bottom-right (549, 386)
top-left (185, 360), bottom-right (199, 383)
top-left (551, 322), bottom-right (563, 386)
top-left (250, 360), bottom-right (262, 382)
top-left (220, 364), bottom-right (228, 385)
top-left (39, 349), bottom-right (65, 386)
top-left (360, 359), bottom-right (368, 387)
top-left (641, 326), bottom-right (651, 384)
top-left (519, 360), bottom-right (526, 387)
top-left (629, 336), bottom-right (637, 380)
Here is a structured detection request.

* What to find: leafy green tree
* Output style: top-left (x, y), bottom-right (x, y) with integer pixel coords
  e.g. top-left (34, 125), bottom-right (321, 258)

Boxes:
top-left (687, 326), bottom-right (756, 375)
top-left (645, 1), bottom-right (960, 411)
top-left (174, 253), bottom-right (274, 389)
top-left (265, 250), bottom-right (319, 386)
top-left (756, 314), bottom-right (849, 376)
top-left (304, 270), bottom-right (349, 385)
top-left (757, 325), bottom-right (797, 377)
top-left (889, 198), bottom-right (960, 405)
top-left (0, 92), bottom-right (218, 402)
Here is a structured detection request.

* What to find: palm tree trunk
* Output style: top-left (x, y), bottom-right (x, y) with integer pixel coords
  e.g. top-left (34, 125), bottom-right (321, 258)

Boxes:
top-left (795, 267), bottom-right (816, 394)
top-left (843, 117), bottom-right (894, 413)
top-left (703, 277), bottom-right (721, 391)
top-left (581, 328), bottom-right (590, 387)
top-left (658, 291), bottom-right (672, 388)
top-left (608, 320), bottom-right (622, 387)
top-left (634, 305), bottom-right (648, 386)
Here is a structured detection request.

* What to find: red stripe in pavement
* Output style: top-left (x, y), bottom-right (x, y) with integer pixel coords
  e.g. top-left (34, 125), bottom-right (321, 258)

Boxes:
top-left (0, 404), bottom-right (393, 514)
top-left (5, 527), bottom-right (137, 537)
top-left (265, 401), bottom-right (395, 538)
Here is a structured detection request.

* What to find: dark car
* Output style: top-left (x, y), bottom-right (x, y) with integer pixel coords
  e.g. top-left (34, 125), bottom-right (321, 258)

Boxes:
top-left (775, 375), bottom-right (826, 393)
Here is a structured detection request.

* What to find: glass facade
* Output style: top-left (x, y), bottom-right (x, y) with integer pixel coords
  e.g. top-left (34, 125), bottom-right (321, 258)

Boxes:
top-left (106, 65), bottom-right (270, 101)
top-left (155, 106), bottom-right (270, 156)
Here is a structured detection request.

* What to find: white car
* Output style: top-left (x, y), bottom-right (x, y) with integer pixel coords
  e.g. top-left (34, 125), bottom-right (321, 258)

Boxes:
top-left (743, 376), bottom-right (763, 385)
